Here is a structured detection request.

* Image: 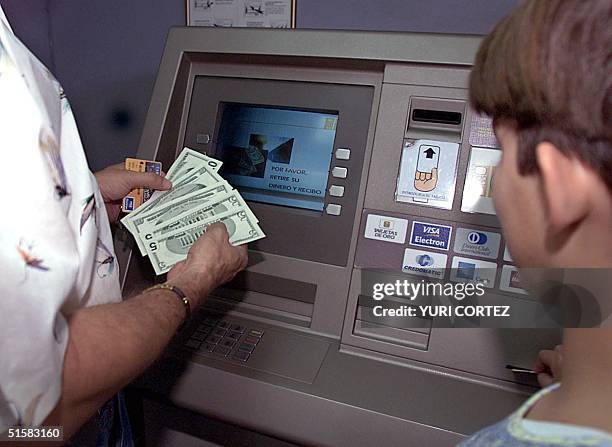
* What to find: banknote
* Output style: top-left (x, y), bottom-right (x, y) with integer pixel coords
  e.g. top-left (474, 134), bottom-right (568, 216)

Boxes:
top-left (166, 147), bottom-right (222, 182)
top-left (121, 160), bottom-right (222, 234)
top-left (120, 148), bottom-right (265, 273)
top-left (145, 209), bottom-right (265, 275)
top-left (130, 182), bottom-right (234, 255)
top-left (140, 190), bottom-right (254, 244)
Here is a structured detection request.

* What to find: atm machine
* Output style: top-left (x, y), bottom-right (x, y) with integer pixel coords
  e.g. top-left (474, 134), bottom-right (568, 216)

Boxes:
top-left (114, 28), bottom-right (561, 446)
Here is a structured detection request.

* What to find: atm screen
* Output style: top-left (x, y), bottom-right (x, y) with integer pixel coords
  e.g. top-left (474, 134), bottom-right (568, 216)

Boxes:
top-left (216, 103), bottom-right (338, 211)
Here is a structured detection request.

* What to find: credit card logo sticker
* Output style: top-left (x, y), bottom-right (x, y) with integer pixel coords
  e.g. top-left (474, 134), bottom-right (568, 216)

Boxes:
top-left (402, 248), bottom-right (447, 279)
top-left (450, 256), bottom-right (497, 288)
top-left (364, 214), bottom-right (408, 244)
top-left (454, 228), bottom-right (501, 260)
top-left (410, 221), bottom-right (452, 251)
top-left (416, 254), bottom-right (434, 267)
top-left (467, 231), bottom-right (487, 245)
top-left (499, 265), bottom-right (527, 295)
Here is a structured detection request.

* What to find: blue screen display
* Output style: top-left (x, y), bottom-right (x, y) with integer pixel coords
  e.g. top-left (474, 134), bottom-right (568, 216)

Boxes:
top-left (216, 104), bottom-right (338, 211)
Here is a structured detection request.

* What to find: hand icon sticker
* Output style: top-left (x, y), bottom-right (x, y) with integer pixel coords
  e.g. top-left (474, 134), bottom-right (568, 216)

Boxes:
top-left (414, 167), bottom-right (438, 192)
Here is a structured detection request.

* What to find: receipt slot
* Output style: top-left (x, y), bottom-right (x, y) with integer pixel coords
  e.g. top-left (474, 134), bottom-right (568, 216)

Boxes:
top-left (114, 28), bottom-right (560, 447)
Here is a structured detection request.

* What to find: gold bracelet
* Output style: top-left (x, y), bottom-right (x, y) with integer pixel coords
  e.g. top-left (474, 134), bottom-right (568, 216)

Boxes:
top-left (144, 284), bottom-right (191, 331)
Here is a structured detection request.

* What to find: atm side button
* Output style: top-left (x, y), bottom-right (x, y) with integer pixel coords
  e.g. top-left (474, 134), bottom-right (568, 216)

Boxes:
top-left (213, 345), bottom-right (231, 357)
top-left (326, 204), bottom-right (342, 215)
top-left (329, 185), bottom-right (345, 197)
top-left (232, 350), bottom-right (250, 362)
top-left (335, 148), bottom-right (351, 160)
top-left (331, 167), bottom-right (348, 178)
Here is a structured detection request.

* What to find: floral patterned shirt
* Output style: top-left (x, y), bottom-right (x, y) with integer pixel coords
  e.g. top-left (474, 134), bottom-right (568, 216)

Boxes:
top-left (0, 6), bottom-right (121, 431)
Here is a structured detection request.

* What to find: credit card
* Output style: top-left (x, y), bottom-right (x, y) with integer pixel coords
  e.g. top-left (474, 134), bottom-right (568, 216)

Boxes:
top-left (122, 158), bottom-right (163, 212)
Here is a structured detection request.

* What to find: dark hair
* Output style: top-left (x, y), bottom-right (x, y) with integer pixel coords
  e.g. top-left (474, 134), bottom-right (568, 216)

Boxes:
top-left (469, 0), bottom-right (612, 191)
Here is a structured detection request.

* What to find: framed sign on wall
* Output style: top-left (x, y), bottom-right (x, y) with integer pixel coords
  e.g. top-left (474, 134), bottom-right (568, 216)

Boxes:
top-left (187, 0), bottom-right (296, 28)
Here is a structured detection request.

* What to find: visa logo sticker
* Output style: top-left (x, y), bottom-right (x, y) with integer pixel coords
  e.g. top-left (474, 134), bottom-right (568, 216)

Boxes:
top-left (410, 221), bottom-right (452, 251)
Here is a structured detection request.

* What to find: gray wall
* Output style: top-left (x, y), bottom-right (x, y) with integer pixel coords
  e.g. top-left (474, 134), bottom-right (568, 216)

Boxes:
top-left (298, 0), bottom-right (517, 34)
top-left (1, 0), bottom-right (518, 171)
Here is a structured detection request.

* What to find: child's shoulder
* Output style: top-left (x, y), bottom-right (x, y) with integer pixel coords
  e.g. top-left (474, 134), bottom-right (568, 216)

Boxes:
top-left (459, 384), bottom-right (612, 447)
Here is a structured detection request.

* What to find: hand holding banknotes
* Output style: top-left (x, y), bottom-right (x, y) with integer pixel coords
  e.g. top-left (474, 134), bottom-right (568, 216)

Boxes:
top-left (121, 148), bottom-right (266, 275)
top-left (95, 163), bottom-right (172, 222)
top-left (167, 223), bottom-right (248, 303)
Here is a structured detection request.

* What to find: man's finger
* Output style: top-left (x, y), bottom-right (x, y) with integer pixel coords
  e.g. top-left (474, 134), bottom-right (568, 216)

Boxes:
top-left (122, 171), bottom-right (172, 191)
top-left (537, 372), bottom-right (554, 388)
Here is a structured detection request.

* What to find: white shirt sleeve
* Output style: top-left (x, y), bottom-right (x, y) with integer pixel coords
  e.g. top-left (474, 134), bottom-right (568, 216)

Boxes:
top-left (0, 8), bottom-right (121, 430)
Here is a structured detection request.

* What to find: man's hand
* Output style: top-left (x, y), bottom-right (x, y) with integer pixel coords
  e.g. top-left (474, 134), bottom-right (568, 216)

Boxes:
top-left (94, 163), bottom-right (172, 223)
top-left (167, 223), bottom-right (248, 306)
top-left (534, 344), bottom-right (563, 387)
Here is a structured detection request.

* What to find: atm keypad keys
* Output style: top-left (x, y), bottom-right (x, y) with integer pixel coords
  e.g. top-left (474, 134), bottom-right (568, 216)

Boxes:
top-left (191, 331), bottom-right (208, 341)
top-left (233, 350), bottom-right (250, 362)
top-left (230, 324), bottom-right (246, 333)
top-left (238, 342), bottom-right (256, 353)
top-left (225, 332), bottom-right (241, 341)
top-left (205, 335), bottom-right (222, 345)
top-left (213, 328), bottom-right (228, 337)
top-left (200, 343), bottom-right (216, 353)
top-left (244, 336), bottom-right (260, 345)
top-left (186, 317), bottom-right (265, 363)
top-left (185, 339), bottom-right (202, 350)
top-left (221, 338), bottom-right (236, 349)
top-left (213, 345), bottom-right (231, 357)
top-left (203, 317), bottom-right (219, 326)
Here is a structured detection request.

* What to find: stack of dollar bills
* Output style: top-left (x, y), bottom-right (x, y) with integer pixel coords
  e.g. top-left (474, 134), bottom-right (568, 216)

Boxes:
top-left (121, 148), bottom-right (265, 275)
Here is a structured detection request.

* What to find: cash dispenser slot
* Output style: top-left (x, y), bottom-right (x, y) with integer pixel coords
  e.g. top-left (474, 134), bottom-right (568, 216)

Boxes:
top-left (354, 295), bottom-right (432, 350)
top-left (209, 272), bottom-right (317, 327)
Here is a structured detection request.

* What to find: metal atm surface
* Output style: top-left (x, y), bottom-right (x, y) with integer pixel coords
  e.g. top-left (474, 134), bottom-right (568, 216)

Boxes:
top-left (115, 28), bottom-right (561, 446)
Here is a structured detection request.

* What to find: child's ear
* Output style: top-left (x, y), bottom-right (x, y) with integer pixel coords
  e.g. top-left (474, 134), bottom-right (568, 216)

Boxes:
top-left (536, 142), bottom-right (592, 234)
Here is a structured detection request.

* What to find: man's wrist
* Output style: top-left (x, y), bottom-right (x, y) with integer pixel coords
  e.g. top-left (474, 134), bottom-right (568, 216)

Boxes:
top-left (144, 284), bottom-right (192, 331)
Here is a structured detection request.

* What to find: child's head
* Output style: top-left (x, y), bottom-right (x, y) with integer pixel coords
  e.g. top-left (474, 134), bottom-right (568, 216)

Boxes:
top-left (470, 0), bottom-right (611, 268)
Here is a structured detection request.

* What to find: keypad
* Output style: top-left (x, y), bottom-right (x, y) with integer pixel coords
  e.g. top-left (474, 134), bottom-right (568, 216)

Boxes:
top-left (183, 315), bottom-right (264, 363)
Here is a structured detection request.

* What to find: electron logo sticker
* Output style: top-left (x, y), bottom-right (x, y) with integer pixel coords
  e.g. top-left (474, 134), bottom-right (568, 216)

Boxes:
top-left (409, 221), bottom-right (452, 251)
top-left (396, 139), bottom-right (460, 210)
